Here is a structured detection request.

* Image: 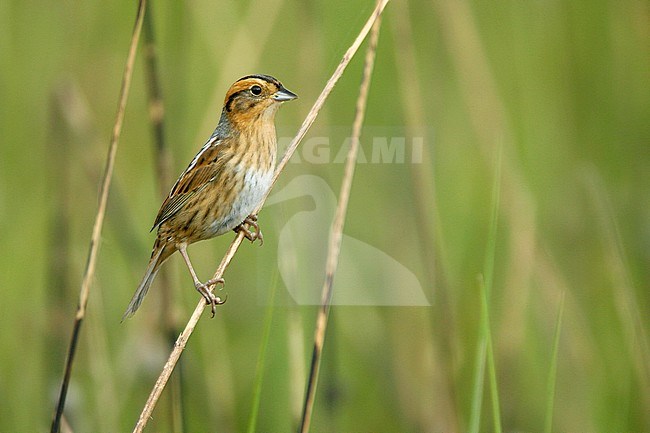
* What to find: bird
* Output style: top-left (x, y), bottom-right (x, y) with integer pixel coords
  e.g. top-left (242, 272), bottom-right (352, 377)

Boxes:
top-left (266, 175), bottom-right (429, 306)
top-left (122, 74), bottom-right (297, 320)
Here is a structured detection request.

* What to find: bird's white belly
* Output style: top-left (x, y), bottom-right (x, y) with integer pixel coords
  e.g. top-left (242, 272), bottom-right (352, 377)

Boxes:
top-left (209, 167), bottom-right (273, 236)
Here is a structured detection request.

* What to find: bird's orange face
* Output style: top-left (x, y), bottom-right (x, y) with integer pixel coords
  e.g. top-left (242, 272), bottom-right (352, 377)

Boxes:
top-left (224, 75), bottom-right (297, 127)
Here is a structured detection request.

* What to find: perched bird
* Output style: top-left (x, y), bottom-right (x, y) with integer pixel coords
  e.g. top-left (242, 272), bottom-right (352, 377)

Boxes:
top-left (123, 74), bottom-right (297, 319)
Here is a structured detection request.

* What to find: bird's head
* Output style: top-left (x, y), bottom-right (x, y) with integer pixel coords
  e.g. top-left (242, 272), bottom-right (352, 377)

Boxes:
top-left (222, 74), bottom-right (297, 129)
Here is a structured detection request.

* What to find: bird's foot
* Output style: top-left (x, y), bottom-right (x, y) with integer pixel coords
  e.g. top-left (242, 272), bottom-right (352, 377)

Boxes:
top-left (234, 214), bottom-right (263, 245)
top-left (195, 277), bottom-right (226, 318)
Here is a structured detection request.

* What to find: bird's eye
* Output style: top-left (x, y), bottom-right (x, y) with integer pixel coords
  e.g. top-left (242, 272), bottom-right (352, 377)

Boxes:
top-left (250, 85), bottom-right (262, 96)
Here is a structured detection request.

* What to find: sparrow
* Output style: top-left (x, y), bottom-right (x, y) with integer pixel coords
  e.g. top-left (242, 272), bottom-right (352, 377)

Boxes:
top-left (123, 74), bottom-right (297, 319)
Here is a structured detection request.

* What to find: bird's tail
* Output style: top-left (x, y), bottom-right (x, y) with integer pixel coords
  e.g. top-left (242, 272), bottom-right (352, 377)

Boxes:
top-left (122, 241), bottom-right (173, 321)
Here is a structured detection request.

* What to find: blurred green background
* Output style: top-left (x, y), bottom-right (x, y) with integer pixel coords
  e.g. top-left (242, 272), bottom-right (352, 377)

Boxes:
top-left (1, 0), bottom-right (648, 431)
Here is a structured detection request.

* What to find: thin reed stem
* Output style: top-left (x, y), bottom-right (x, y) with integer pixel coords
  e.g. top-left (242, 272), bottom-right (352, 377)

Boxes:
top-left (298, 10), bottom-right (383, 433)
top-left (50, 1), bottom-right (147, 432)
top-left (131, 1), bottom-right (390, 431)
top-left (143, 5), bottom-right (171, 201)
top-left (142, 5), bottom-right (185, 432)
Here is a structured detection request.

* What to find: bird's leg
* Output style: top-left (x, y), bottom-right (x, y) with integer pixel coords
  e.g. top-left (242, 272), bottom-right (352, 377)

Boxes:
top-left (234, 214), bottom-right (263, 245)
top-left (178, 244), bottom-right (226, 317)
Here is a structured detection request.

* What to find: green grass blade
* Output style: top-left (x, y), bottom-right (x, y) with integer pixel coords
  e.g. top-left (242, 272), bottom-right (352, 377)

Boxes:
top-left (469, 144), bottom-right (503, 433)
top-left (482, 147), bottom-right (502, 299)
top-left (486, 144), bottom-right (503, 433)
top-left (468, 330), bottom-right (487, 433)
top-left (482, 278), bottom-right (502, 433)
top-left (544, 292), bottom-right (565, 433)
top-left (246, 269), bottom-right (280, 433)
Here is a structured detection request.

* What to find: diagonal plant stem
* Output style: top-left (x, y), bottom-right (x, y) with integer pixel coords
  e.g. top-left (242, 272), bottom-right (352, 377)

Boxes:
top-left (131, 1), bottom-right (390, 431)
top-left (50, 1), bottom-right (147, 432)
top-left (298, 7), bottom-right (383, 433)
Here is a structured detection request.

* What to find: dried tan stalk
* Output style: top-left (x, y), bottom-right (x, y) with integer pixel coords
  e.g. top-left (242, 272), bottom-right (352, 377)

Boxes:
top-left (298, 7), bottom-right (383, 433)
top-left (50, 1), bottom-right (147, 432)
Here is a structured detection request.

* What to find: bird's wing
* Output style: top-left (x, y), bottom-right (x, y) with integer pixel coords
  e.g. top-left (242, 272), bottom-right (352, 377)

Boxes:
top-left (151, 137), bottom-right (226, 230)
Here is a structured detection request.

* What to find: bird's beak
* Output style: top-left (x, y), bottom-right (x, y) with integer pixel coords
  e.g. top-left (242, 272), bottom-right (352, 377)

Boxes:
top-left (273, 86), bottom-right (298, 102)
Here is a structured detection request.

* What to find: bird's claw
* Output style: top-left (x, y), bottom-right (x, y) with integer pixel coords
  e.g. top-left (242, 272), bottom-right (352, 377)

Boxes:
top-left (235, 214), bottom-right (263, 245)
top-left (195, 277), bottom-right (226, 318)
